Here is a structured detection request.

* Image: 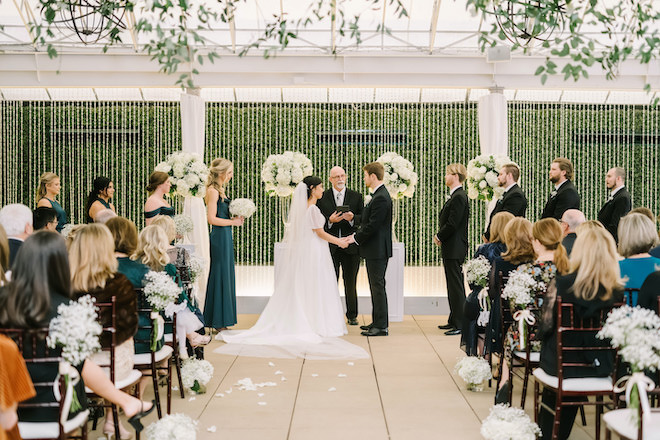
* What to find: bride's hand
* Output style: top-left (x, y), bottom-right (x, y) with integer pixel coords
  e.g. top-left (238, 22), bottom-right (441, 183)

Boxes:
top-left (337, 237), bottom-right (350, 249)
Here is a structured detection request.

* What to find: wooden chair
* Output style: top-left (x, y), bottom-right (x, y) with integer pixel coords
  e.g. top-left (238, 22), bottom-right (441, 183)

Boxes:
top-left (85, 296), bottom-right (142, 440)
top-left (533, 297), bottom-right (620, 440)
top-left (0, 327), bottom-right (89, 440)
top-left (623, 288), bottom-right (640, 307)
top-left (509, 293), bottom-right (543, 409)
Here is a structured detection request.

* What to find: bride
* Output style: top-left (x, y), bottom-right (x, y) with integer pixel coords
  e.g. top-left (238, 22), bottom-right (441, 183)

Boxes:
top-left (214, 176), bottom-right (369, 359)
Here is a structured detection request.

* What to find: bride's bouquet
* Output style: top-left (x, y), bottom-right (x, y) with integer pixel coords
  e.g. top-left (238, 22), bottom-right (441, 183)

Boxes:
top-left (145, 413), bottom-right (198, 440)
top-left (261, 151), bottom-right (313, 197)
top-left (181, 357), bottom-right (214, 394)
top-left (155, 151), bottom-right (209, 198)
top-left (229, 198), bottom-right (257, 218)
top-left (377, 152), bottom-right (418, 199)
top-left (47, 295), bottom-right (102, 411)
top-left (454, 356), bottom-right (492, 391)
top-left (481, 404), bottom-right (541, 439)
top-left (143, 271), bottom-right (181, 350)
top-left (466, 154), bottom-right (511, 201)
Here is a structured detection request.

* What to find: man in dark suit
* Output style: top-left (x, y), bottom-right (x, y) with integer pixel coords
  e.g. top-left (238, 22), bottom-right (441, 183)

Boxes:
top-left (318, 166), bottom-right (364, 326)
top-left (559, 209), bottom-right (585, 256)
top-left (0, 203), bottom-right (34, 267)
top-left (348, 162), bottom-right (392, 337)
top-left (484, 163), bottom-right (527, 241)
top-left (434, 163), bottom-right (470, 336)
top-left (540, 157), bottom-right (580, 220)
top-left (597, 167), bottom-right (632, 242)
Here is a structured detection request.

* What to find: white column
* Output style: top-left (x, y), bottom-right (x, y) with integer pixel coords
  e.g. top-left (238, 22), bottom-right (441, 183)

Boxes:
top-left (180, 91), bottom-right (211, 309)
top-left (478, 90), bottom-right (509, 218)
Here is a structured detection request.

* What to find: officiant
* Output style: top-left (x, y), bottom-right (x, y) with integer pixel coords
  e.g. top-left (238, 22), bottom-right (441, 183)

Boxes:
top-left (318, 166), bottom-right (364, 326)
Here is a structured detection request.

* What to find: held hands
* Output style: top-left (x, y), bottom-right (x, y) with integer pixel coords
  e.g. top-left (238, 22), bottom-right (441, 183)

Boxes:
top-left (232, 216), bottom-right (245, 226)
top-left (336, 237), bottom-right (351, 249)
top-left (347, 234), bottom-right (356, 244)
top-left (432, 235), bottom-right (441, 246)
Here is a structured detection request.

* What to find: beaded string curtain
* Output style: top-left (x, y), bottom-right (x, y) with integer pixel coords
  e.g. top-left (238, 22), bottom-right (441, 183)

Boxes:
top-left (1, 100), bottom-right (659, 265)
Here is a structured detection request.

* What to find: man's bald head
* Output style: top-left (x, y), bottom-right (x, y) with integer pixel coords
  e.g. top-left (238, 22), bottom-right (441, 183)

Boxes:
top-left (329, 166), bottom-right (347, 191)
top-left (561, 209), bottom-right (586, 234)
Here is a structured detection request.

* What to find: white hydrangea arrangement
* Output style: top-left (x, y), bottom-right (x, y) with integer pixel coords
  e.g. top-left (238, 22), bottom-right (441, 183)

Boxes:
top-left (466, 154), bottom-right (511, 201)
top-left (501, 270), bottom-right (540, 308)
top-left (173, 214), bottom-right (194, 238)
top-left (229, 198), bottom-right (257, 218)
top-left (454, 356), bottom-right (492, 391)
top-left (181, 357), bottom-right (214, 394)
top-left (261, 151), bottom-right (313, 197)
top-left (47, 295), bottom-right (102, 411)
top-left (480, 404), bottom-right (541, 440)
top-left (143, 271), bottom-right (181, 350)
top-left (155, 151), bottom-right (209, 198)
top-left (376, 152), bottom-right (418, 199)
top-left (464, 256), bottom-right (491, 288)
top-left (145, 413), bottom-right (198, 440)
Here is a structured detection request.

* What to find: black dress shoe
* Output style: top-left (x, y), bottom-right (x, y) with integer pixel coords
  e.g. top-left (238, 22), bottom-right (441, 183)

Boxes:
top-left (361, 327), bottom-right (388, 336)
top-left (360, 324), bottom-right (373, 331)
top-left (444, 328), bottom-right (461, 336)
top-left (437, 323), bottom-right (454, 330)
top-left (495, 381), bottom-right (511, 405)
top-left (347, 318), bottom-right (359, 326)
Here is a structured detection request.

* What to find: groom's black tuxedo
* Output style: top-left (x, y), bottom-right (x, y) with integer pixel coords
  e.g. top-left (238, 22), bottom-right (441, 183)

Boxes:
top-left (355, 184), bottom-right (392, 331)
top-left (318, 187), bottom-right (364, 320)
top-left (484, 184), bottom-right (527, 240)
top-left (597, 186), bottom-right (631, 243)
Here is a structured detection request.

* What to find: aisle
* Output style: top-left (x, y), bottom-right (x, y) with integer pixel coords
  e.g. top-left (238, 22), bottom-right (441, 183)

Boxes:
top-left (91, 314), bottom-right (597, 440)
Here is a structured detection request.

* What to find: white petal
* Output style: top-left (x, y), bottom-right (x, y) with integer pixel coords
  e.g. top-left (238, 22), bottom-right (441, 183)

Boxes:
top-left (274, 370), bottom-right (283, 375)
top-left (311, 374), bottom-right (319, 377)
top-left (328, 387), bottom-right (337, 392)
top-left (207, 426), bottom-right (217, 433)
top-left (347, 362), bottom-right (354, 366)
top-left (338, 374), bottom-right (347, 377)
top-left (215, 393), bottom-right (224, 397)
top-left (258, 402), bottom-right (267, 406)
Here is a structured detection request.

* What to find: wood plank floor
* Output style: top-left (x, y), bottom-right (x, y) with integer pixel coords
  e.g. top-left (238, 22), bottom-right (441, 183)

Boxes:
top-left (91, 315), bottom-right (599, 440)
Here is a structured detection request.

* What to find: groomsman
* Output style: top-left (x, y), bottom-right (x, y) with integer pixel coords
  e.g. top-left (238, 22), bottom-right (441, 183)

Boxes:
top-left (434, 163), bottom-right (469, 336)
top-left (484, 163), bottom-right (527, 241)
top-left (349, 162), bottom-right (392, 337)
top-left (318, 166), bottom-right (364, 326)
top-left (597, 167), bottom-right (631, 243)
top-left (540, 157), bottom-right (580, 220)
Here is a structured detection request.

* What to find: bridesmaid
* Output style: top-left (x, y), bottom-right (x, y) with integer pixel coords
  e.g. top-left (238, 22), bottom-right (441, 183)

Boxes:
top-left (144, 171), bottom-right (174, 225)
top-left (203, 158), bottom-right (243, 331)
top-left (85, 176), bottom-right (116, 223)
top-left (36, 172), bottom-right (67, 232)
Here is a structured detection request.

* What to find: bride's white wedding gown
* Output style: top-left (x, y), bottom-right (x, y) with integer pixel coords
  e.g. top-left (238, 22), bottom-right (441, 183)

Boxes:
top-left (214, 184), bottom-right (369, 360)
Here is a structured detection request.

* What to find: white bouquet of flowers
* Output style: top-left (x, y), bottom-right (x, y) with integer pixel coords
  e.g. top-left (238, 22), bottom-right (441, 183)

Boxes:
top-left (464, 256), bottom-right (491, 288)
top-left (377, 152), bottom-right (418, 199)
top-left (261, 151), bottom-right (313, 197)
top-left (60, 223), bottom-right (81, 240)
top-left (501, 270), bottom-right (539, 308)
top-left (47, 295), bottom-right (102, 411)
top-left (143, 271), bottom-right (181, 350)
top-left (467, 154), bottom-right (512, 201)
top-left (155, 151), bottom-right (209, 198)
top-left (480, 404), bottom-right (541, 440)
top-left (181, 357), bottom-right (214, 394)
top-left (173, 214), bottom-right (193, 238)
top-left (187, 254), bottom-right (206, 283)
top-left (229, 198), bottom-right (257, 218)
top-left (454, 356), bottom-right (492, 391)
top-left (145, 413), bottom-right (198, 440)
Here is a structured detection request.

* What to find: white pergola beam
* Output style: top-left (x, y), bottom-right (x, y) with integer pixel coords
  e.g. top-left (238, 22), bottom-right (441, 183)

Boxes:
top-left (429, 0), bottom-right (442, 54)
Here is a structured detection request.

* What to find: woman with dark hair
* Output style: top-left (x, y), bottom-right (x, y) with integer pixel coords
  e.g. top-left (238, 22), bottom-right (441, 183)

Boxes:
top-left (215, 176), bottom-right (366, 360)
top-left (0, 231), bottom-right (152, 432)
top-left (144, 171), bottom-right (174, 226)
top-left (86, 176), bottom-right (116, 223)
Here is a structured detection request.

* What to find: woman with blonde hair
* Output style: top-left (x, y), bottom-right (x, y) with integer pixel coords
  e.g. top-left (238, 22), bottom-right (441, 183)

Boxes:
top-left (144, 171), bottom-right (174, 226)
top-left (203, 158), bottom-right (243, 331)
top-left (536, 227), bottom-right (624, 439)
top-left (36, 172), bottom-right (67, 232)
top-left (617, 213), bottom-right (660, 303)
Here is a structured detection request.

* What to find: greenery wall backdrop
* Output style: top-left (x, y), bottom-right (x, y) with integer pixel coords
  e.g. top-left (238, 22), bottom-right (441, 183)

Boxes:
top-left (1, 100), bottom-right (659, 265)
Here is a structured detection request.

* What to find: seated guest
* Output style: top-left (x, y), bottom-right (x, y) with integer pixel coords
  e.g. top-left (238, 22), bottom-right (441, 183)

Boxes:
top-left (617, 213), bottom-right (660, 304)
top-left (0, 231), bottom-right (152, 435)
top-left (461, 211), bottom-right (514, 356)
top-left (0, 334), bottom-right (35, 440)
top-left (85, 177), bottom-right (116, 223)
top-left (536, 228), bottom-right (624, 440)
top-left (0, 225), bottom-right (9, 285)
top-left (638, 271), bottom-right (660, 312)
top-left (484, 217), bottom-right (536, 357)
top-left (32, 207), bottom-right (58, 231)
top-left (94, 208), bottom-right (118, 224)
top-left (629, 206), bottom-right (656, 223)
top-left (0, 204), bottom-right (33, 266)
top-left (559, 209), bottom-right (585, 256)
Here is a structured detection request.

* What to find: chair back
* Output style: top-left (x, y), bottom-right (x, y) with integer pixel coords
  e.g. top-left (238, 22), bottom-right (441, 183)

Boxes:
top-left (623, 288), bottom-right (639, 306)
top-left (93, 296), bottom-right (118, 383)
top-left (134, 287), bottom-right (177, 355)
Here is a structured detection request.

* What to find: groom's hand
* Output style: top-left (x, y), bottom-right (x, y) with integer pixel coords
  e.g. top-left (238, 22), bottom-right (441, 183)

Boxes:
top-left (329, 211), bottom-right (343, 223)
top-left (347, 234), bottom-right (356, 244)
top-left (433, 235), bottom-right (441, 246)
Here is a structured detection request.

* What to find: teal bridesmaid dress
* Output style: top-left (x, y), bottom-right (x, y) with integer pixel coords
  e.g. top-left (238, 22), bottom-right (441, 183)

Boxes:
top-left (203, 197), bottom-right (237, 328)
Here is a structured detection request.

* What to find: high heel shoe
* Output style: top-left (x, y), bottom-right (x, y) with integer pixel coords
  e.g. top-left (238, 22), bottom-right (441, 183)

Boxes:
top-left (126, 400), bottom-right (156, 433)
top-left (188, 332), bottom-right (211, 347)
top-left (103, 420), bottom-right (133, 440)
top-left (494, 381), bottom-right (511, 405)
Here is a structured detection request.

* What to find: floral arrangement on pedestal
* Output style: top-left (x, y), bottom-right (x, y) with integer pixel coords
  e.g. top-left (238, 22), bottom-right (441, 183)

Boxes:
top-left (480, 404), bottom-right (541, 439)
top-left (155, 152), bottom-right (209, 198)
top-left (181, 357), bottom-right (214, 394)
top-left (143, 271), bottom-right (181, 350)
top-left (454, 356), bottom-right (492, 392)
top-left (466, 154), bottom-right (511, 201)
top-left (229, 198), bottom-right (257, 218)
top-left (47, 295), bottom-right (102, 411)
top-left (145, 413), bottom-right (198, 440)
top-left (261, 151), bottom-right (313, 198)
top-left (376, 152), bottom-right (418, 199)
top-left (597, 305), bottom-right (660, 425)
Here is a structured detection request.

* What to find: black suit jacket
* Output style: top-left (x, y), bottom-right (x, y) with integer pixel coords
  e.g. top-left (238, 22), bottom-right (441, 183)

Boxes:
top-left (540, 180), bottom-right (580, 220)
top-left (8, 238), bottom-right (22, 267)
top-left (318, 188), bottom-right (363, 255)
top-left (485, 184), bottom-right (527, 239)
top-left (354, 185), bottom-right (392, 260)
top-left (562, 233), bottom-right (577, 256)
top-left (597, 187), bottom-right (631, 242)
top-left (436, 187), bottom-right (470, 260)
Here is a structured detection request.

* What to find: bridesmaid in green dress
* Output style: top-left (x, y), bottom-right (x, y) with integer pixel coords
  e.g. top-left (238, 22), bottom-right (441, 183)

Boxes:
top-left (36, 172), bottom-right (68, 232)
top-left (203, 158), bottom-right (244, 331)
top-left (85, 176), bottom-right (116, 223)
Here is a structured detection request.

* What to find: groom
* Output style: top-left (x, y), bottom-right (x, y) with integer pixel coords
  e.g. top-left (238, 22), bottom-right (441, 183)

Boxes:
top-left (348, 162), bottom-right (392, 337)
